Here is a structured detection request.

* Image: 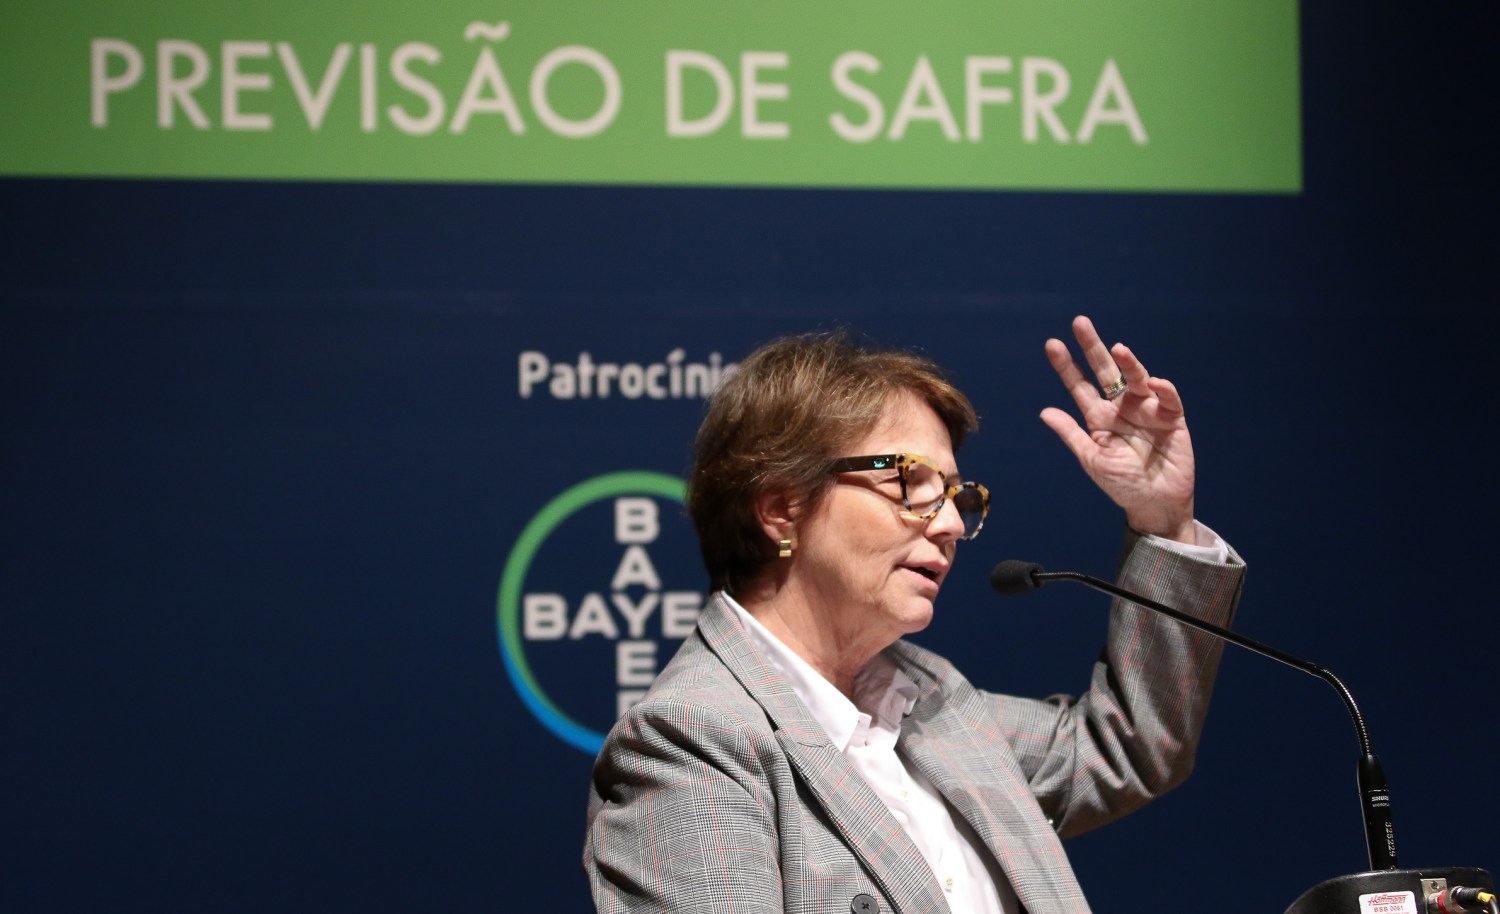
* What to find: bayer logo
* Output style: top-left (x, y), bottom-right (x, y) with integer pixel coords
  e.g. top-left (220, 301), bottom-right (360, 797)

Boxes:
top-left (496, 471), bottom-right (706, 754)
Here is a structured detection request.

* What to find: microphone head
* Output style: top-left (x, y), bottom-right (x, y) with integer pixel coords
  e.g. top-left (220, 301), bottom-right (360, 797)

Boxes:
top-left (990, 560), bottom-right (1045, 595)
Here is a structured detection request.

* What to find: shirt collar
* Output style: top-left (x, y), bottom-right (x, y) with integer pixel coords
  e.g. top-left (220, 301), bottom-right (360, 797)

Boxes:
top-left (722, 592), bottom-right (918, 751)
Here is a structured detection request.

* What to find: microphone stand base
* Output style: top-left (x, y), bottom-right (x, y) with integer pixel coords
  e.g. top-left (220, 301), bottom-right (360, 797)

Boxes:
top-left (1285, 866), bottom-right (1494, 914)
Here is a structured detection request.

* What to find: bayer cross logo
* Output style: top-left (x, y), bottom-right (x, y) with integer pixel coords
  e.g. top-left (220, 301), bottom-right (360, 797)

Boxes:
top-left (496, 471), bottom-right (705, 754)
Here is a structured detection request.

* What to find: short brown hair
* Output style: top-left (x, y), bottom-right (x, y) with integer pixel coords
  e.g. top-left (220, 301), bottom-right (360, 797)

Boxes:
top-left (687, 331), bottom-right (978, 594)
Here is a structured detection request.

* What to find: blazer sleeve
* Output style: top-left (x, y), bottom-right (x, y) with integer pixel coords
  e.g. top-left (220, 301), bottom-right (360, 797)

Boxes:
top-left (990, 528), bottom-right (1246, 838)
top-left (584, 694), bottom-right (784, 913)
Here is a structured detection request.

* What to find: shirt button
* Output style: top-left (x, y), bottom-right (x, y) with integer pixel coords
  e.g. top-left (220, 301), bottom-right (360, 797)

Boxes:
top-left (851, 892), bottom-right (879, 913)
top-left (945, 877), bottom-right (955, 892)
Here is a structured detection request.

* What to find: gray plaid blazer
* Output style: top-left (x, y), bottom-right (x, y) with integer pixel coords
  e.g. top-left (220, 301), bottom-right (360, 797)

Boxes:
top-left (586, 531), bottom-right (1244, 914)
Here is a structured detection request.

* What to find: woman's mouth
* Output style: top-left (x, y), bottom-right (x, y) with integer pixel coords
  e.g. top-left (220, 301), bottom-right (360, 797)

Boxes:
top-left (902, 565), bottom-right (940, 584)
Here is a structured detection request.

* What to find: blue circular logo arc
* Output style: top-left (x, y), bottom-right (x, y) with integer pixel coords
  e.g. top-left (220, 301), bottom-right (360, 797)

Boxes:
top-left (496, 471), bottom-right (687, 754)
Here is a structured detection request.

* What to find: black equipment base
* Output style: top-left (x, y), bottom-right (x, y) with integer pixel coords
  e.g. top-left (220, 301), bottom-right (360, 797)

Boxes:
top-left (1286, 867), bottom-right (1495, 914)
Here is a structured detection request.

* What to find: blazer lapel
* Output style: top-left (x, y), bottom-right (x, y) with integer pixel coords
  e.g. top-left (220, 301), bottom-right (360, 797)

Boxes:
top-left (696, 596), bottom-right (951, 914)
top-left (891, 648), bottom-right (1091, 914)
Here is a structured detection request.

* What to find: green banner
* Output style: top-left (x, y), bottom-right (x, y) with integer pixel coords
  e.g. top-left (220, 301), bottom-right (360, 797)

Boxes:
top-left (0, 1), bottom-right (1301, 192)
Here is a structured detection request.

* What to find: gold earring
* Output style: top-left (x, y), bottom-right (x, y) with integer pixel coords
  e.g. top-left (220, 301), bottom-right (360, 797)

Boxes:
top-left (778, 539), bottom-right (794, 558)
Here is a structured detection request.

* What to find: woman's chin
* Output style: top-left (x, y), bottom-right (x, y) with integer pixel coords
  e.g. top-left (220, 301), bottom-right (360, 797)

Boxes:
top-left (894, 600), bottom-right (936, 635)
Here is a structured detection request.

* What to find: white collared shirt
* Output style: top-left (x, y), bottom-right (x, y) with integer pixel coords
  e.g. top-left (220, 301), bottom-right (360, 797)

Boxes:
top-left (725, 595), bottom-right (1020, 914)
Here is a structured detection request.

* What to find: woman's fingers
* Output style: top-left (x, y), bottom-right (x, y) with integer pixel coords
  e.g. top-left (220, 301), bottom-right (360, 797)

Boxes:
top-left (1071, 315), bottom-right (1126, 393)
top-left (1044, 336), bottom-right (1104, 414)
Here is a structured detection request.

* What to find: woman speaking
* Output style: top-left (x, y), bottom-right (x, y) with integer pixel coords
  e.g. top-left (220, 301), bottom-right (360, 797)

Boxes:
top-left (584, 317), bottom-right (1245, 914)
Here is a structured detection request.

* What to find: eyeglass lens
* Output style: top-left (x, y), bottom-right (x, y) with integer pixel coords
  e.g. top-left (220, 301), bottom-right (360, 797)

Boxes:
top-left (902, 462), bottom-right (986, 537)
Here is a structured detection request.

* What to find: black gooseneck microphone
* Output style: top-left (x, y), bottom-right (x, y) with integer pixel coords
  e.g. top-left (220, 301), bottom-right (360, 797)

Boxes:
top-left (991, 560), bottom-right (1396, 870)
top-left (991, 559), bottom-right (1495, 914)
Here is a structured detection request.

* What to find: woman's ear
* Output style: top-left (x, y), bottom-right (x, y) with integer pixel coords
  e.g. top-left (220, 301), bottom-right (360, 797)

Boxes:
top-left (753, 490), bottom-right (797, 549)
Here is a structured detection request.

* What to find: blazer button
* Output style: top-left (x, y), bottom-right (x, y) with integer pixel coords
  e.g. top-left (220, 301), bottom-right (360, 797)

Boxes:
top-left (851, 893), bottom-right (879, 914)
